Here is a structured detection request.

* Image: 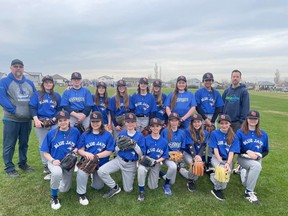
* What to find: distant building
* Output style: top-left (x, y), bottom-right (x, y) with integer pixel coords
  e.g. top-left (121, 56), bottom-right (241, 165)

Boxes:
top-left (98, 75), bottom-right (114, 86)
top-left (52, 74), bottom-right (69, 86)
top-left (187, 78), bottom-right (201, 89)
top-left (122, 77), bottom-right (160, 87)
top-left (24, 72), bottom-right (43, 86)
top-left (256, 81), bottom-right (274, 91)
top-left (0, 72), bottom-right (7, 80)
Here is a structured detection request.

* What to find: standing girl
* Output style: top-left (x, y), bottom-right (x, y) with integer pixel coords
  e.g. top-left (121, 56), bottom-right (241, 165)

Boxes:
top-left (151, 79), bottom-right (167, 125)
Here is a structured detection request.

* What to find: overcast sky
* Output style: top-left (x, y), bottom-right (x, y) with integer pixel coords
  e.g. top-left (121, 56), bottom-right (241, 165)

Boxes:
top-left (0, 0), bottom-right (287, 82)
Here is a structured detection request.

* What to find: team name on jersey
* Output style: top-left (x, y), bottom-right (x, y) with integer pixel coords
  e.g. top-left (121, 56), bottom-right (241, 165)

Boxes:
top-left (168, 142), bottom-right (181, 149)
top-left (201, 97), bottom-right (215, 103)
top-left (243, 138), bottom-right (263, 146)
top-left (135, 102), bottom-right (150, 110)
top-left (217, 141), bottom-right (228, 146)
top-left (69, 97), bottom-right (85, 102)
top-left (147, 148), bottom-right (164, 155)
top-left (176, 98), bottom-right (188, 102)
top-left (39, 99), bottom-right (57, 105)
top-left (86, 141), bottom-right (106, 149)
top-left (54, 140), bottom-right (75, 149)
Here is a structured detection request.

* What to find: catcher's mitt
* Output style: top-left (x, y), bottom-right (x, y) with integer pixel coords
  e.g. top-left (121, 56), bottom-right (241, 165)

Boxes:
top-left (74, 122), bottom-right (85, 134)
top-left (189, 161), bottom-right (204, 176)
top-left (141, 126), bottom-right (151, 137)
top-left (205, 124), bottom-right (216, 133)
top-left (38, 118), bottom-right (54, 128)
top-left (60, 152), bottom-right (78, 171)
top-left (116, 135), bottom-right (136, 150)
top-left (77, 155), bottom-right (99, 174)
top-left (214, 165), bottom-right (230, 183)
top-left (169, 151), bottom-right (183, 162)
top-left (139, 156), bottom-right (156, 167)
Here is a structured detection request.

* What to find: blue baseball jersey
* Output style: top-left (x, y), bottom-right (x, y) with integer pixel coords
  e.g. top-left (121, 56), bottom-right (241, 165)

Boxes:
top-left (195, 88), bottom-right (224, 114)
top-left (108, 95), bottom-right (131, 116)
top-left (117, 130), bottom-right (145, 161)
top-left (236, 129), bottom-right (269, 154)
top-left (41, 127), bottom-right (80, 160)
top-left (77, 130), bottom-right (115, 166)
top-left (61, 87), bottom-right (94, 111)
top-left (92, 95), bottom-right (110, 125)
top-left (144, 134), bottom-right (169, 160)
top-left (129, 93), bottom-right (157, 116)
top-left (184, 129), bottom-right (209, 155)
top-left (161, 128), bottom-right (186, 151)
top-left (153, 93), bottom-right (168, 121)
top-left (29, 91), bottom-right (62, 118)
top-left (209, 129), bottom-right (240, 159)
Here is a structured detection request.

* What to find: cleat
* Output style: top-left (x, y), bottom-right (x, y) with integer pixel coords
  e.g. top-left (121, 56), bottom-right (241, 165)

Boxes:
top-left (187, 180), bottom-right (196, 192)
top-left (245, 192), bottom-right (260, 204)
top-left (50, 196), bottom-right (61, 210)
top-left (211, 189), bottom-right (225, 201)
top-left (103, 185), bottom-right (121, 199)
top-left (163, 184), bottom-right (172, 196)
top-left (137, 192), bottom-right (145, 202)
top-left (43, 165), bottom-right (50, 174)
top-left (79, 194), bottom-right (89, 206)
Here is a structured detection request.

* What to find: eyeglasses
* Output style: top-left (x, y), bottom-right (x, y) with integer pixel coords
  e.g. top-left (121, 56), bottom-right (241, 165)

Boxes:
top-left (13, 65), bottom-right (23, 68)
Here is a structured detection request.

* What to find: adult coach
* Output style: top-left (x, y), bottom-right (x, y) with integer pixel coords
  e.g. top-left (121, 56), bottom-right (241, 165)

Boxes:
top-left (0, 59), bottom-right (36, 177)
top-left (222, 69), bottom-right (250, 132)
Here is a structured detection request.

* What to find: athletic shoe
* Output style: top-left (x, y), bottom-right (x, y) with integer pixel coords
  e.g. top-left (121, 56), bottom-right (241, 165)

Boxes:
top-left (44, 174), bottom-right (51, 180)
top-left (163, 184), bottom-right (172, 196)
top-left (211, 189), bottom-right (225, 201)
top-left (18, 164), bottom-right (34, 172)
top-left (79, 194), bottom-right (89, 206)
top-left (232, 164), bottom-right (241, 175)
top-left (205, 164), bottom-right (215, 173)
top-left (177, 162), bottom-right (185, 171)
top-left (103, 185), bottom-right (121, 199)
top-left (245, 191), bottom-right (260, 204)
top-left (50, 196), bottom-right (61, 210)
top-left (43, 165), bottom-right (50, 174)
top-left (6, 170), bottom-right (19, 177)
top-left (187, 180), bottom-right (196, 192)
top-left (137, 192), bottom-right (145, 202)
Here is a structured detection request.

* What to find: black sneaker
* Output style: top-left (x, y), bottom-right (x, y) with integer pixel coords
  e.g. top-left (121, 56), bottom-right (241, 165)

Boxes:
top-left (187, 180), bottom-right (196, 192)
top-left (205, 163), bottom-right (214, 174)
top-left (103, 185), bottom-right (121, 199)
top-left (211, 189), bottom-right (225, 201)
top-left (19, 164), bottom-right (34, 172)
top-left (6, 170), bottom-right (19, 177)
top-left (245, 192), bottom-right (260, 204)
top-left (43, 165), bottom-right (50, 174)
top-left (177, 162), bottom-right (185, 171)
top-left (137, 192), bottom-right (145, 202)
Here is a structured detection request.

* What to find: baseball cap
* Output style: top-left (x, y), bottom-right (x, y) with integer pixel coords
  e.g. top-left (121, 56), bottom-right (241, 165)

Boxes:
top-left (153, 80), bottom-right (162, 87)
top-left (97, 81), bottom-right (107, 88)
top-left (42, 75), bottom-right (54, 82)
top-left (11, 59), bottom-right (24, 66)
top-left (149, 118), bottom-right (162, 126)
top-left (177, 75), bottom-right (187, 82)
top-left (202, 72), bottom-right (214, 82)
top-left (90, 111), bottom-right (103, 122)
top-left (55, 111), bottom-right (70, 120)
top-left (139, 77), bottom-right (149, 84)
top-left (217, 114), bottom-right (231, 123)
top-left (117, 79), bottom-right (126, 87)
top-left (125, 113), bottom-right (136, 122)
top-left (168, 112), bottom-right (180, 121)
top-left (71, 72), bottom-right (82, 80)
top-left (247, 110), bottom-right (260, 119)
top-left (191, 113), bottom-right (203, 121)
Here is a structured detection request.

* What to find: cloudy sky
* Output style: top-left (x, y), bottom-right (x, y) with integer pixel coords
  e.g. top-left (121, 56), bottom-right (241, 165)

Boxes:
top-left (0, 0), bottom-right (287, 82)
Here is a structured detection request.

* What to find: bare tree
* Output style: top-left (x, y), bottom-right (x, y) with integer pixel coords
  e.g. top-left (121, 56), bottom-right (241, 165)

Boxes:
top-left (274, 69), bottom-right (281, 84)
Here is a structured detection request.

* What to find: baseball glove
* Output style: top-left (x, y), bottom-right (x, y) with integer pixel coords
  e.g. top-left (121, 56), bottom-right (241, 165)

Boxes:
top-left (139, 156), bottom-right (156, 167)
top-left (38, 118), bottom-right (54, 128)
top-left (214, 165), bottom-right (230, 183)
top-left (116, 135), bottom-right (136, 150)
top-left (77, 155), bottom-right (99, 174)
top-left (189, 161), bottom-right (204, 176)
top-left (74, 122), bottom-right (85, 134)
top-left (205, 124), bottom-right (216, 133)
top-left (169, 151), bottom-right (183, 162)
top-left (60, 152), bottom-right (78, 171)
top-left (141, 126), bottom-right (151, 137)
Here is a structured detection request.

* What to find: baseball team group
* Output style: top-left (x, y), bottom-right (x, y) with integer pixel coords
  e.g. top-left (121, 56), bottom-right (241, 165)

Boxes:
top-left (0, 59), bottom-right (269, 210)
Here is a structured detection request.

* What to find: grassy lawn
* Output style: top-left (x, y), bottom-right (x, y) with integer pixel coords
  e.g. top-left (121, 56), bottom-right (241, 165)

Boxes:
top-left (0, 88), bottom-right (287, 216)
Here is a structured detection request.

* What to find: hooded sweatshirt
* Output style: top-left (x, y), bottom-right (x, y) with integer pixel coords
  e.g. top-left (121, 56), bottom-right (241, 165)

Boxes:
top-left (0, 72), bottom-right (36, 122)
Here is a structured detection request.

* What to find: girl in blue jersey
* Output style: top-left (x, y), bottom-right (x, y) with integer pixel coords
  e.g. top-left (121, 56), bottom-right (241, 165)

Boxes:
top-left (41, 111), bottom-right (80, 210)
top-left (29, 75), bottom-right (62, 176)
top-left (151, 79), bottom-right (168, 125)
top-left (98, 113), bottom-right (145, 199)
top-left (92, 81), bottom-right (112, 131)
top-left (160, 113), bottom-right (186, 196)
top-left (109, 79), bottom-right (131, 138)
top-left (164, 76), bottom-right (196, 129)
top-left (209, 114), bottom-right (240, 201)
top-left (76, 111), bottom-right (115, 206)
top-left (179, 113), bottom-right (209, 192)
top-left (137, 118), bottom-right (169, 202)
top-left (130, 77), bottom-right (157, 132)
top-left (236, 110), bottom-right (269, 204)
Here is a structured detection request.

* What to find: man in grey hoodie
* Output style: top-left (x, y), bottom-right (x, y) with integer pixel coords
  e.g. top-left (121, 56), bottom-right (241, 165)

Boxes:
top-left (0, 59), bottom-right (36, 177)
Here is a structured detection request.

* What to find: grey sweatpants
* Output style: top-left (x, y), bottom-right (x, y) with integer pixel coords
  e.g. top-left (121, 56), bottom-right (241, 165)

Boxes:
top-left (97, 156), bottom-right (137, 192)
top-left (76, 169), bottom-right (105, 194)
top-left (163, 159), bottom-right (177, 184)
top-left (136, 116), bottom-right (149, 132)
top-left (237, 156), bottom-right (262, 191)
top-left (70, 116), bottom-right (90, 129)
top-left (137, 163), bottom-right (161, 189)
top-left (179, 152), bottom-right (199, 181)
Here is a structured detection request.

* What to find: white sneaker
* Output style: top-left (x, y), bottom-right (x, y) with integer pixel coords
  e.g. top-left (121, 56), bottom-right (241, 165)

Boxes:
top-left (50, 197), bottom-right (61, 210)
top-left (79, 194), bottom-right (89, 206)
top-left (245, 191), bottom-right (260, 204)
top-left (74, 165), bottom-right (78, 172)
top-left (44, 174), bottom-right (51, 180)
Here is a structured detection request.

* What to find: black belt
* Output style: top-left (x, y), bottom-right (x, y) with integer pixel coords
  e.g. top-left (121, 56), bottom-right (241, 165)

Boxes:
top-left (74, 110), bottom-right (84, 113)
top-left (136, 114), bottom-right (148, 117)
top-left (120, 157), bottom-right (136, 163)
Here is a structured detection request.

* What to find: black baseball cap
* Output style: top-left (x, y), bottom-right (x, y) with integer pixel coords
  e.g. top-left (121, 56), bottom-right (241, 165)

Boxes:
top-left (11, 59), bottom-right (24, 66)
top-left (97, 81), bottom-right (107, 88)
top-left (177, 75), bottom-right (187, 82)
top-left (42, 75), bottom-right (54, 82)
top-left (202, 72), bottom-right (214, 82)
top-left (153, 80), bottom-right (162, 87)
top-left (71, 72), bottom-right (82, 80)
top-left (90, 111), bottom-right (103, 122)
top-left (117, 79), bottom-right (126, 87)
top-left (168, 112), bottom-right (180, 121)
top-left (139, 77), bottom-right (149, 84)
top-left (125, 113), bottom-right (136, 122)
top-left (191, 113), bottom-right (203, 121)
top-left (247, 110), bottom-right (260, 119)
top-left (218, 114), bottom-right (231, 123)
top-left (55, 111), bottom-right (70, 120)
top-left (149, 118), bottom-right (162, 126)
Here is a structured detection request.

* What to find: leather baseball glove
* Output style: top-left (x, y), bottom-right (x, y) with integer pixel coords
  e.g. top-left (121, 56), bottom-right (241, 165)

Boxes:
top-left (74, 122), bottom-right (85, 134)
top-left (38, 118), bottom-right (55, 128)
top-left (116, 135), bottom-right (136, 150)
top-left (189, 161), bottom-right (204, 176)
top-left (60, 152), bottom-right (78, 171)
top-left (214, 165), bottom-right (230, 183)
top-left (77, 155), bottom-right (99, 174)
top-left (139, 156), bottom-right (156, 167)
top-left (169, 151), bottom-right (183, 162)
top-left (141, 126), bottom-right (151, 137)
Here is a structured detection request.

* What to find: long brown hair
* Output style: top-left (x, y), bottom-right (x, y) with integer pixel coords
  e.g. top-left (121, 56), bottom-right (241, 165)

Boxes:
top-left (94, 86), bottom-right (109, 108)
top-left (86, 121), bottom-right (105, 135)
top-left (115, 86), bottom-right (129, 110)
top-left (189, 121), bottom-right (206, 144)
top-left (39, 82), bottom-right (58, 104)
top-left (167, 119), bottom-right (179, 142)
top-left (241, 118), bottom-right (262, 136)
top-left (170, 81), bottom-right (188, 110)
top-left (151, 87), bottom-right (163, 106)
top-left (226, 127), bottom-right (235, 145)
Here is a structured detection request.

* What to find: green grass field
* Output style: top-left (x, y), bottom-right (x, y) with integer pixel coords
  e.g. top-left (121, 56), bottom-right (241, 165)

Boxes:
top-left (0, 88), bottom-right (287, 216)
